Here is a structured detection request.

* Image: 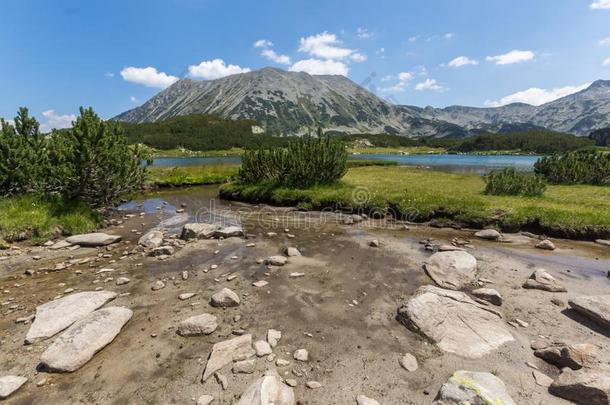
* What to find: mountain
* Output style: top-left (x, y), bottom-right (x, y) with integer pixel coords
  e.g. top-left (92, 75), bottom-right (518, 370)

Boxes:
top-left (114, 68), bottom-right (610, 137)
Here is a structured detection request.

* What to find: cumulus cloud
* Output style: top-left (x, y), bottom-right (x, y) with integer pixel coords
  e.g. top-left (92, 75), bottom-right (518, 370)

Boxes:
top-left (603, 57), bottom-right (610, 66)
top-left (356, 27), bottom-right (372, 39)
top-left (591, 0), bottom-right (610, 9)
top-left (298, 32), bottom-right (356, 60)
top-left (261, 49), bottom-right (291, 65)
top-left (254, 39), bottom-right (273, 48)
top-left (382, 72), bottom-right (414, 93)
top-left (599, 37), bottom-right (610, 46)
top-left (40, 110), bottom-right (76, 132)
top-left (484, 83), bottom-right (591, 107)
top-left (187, 59), bottom-right (250, 80)
top-left (104, 72), bottom-right (114, 78)
top-left (486, 50), bottom-right (535, 65)
top-left (448, 56), bottom-right (478, 68)
top-left (444, 33), bottom-right (455, 39)
top-left (289, 59), bottom-right (348, 75)
top-left (415, 78), bottom-right (446, 92)
top-left (120, 66), bottom-right (178, 89)
top-left (350, 52), bottom-right (368, 62)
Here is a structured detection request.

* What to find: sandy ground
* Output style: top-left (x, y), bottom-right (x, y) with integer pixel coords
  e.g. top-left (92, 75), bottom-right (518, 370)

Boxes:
top-left (1, 189), bottom-right (609, 405)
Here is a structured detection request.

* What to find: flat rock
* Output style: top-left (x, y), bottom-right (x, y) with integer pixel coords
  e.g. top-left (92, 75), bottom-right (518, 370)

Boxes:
top-left (306, 381), bottom-right (322, 389)
top-left (535, 343), bottom-right (599, 370)
top-left (202, 334), bottom-right (253, 381)
top-left (138, 230), bottom-right (164, 249)
top-left (569, 295), bottom-right (610, 331)
top-left (550, 367), bottom-right (610, 405)
top-left (423, 251), bottom-right (477, 290)
top-left (252, 280), bottom-right (269, 288)
top-left (523, 269), bottom-right (567, 292)
top-left (397, 285), bottom-right (514, 359)
top-left (49, 240), bottom-right (73, 250)
top-left (432, 370), bottom-right (516, 405)
top-left (265, 255), bottom-right (288, 266)
top-left (594, 239), bottom-right (610, 247)
top-left (233, 359), bottom-right (256, 374)
top-left (356, 395), bottom-right (380, 405)
top-left (284, 247), bottom-right (301, 257)
top-left (40, 306), bottom-right (132, 372)
top-left (472, 288), bottom-right (503, 306)
top-left (474, 229), bottom-right (502, 241)
top-left (197, 395), bottom-right (214, 405)
top-left (399, 353), bottom-right (418, 372)
top-left (177, 314), bottom-right (218, 336)
top-left (254, 340), bottom-right (272, 357)
top-left (210, 288), bottom-right (240, 307)
top-left (267, 329), bottom-right (282, 348)
top-left (65, 233), bottom-right (121, 247)
top-left (294, 349), bottom-right (309, 362)
top-left (25, 290), bottom-right (117, 344)
top-left (179, 293), bottom-right (197, 300)
top-left (0, 376), bottom-right (27, 400)
top-left (536, 239), bottom-right (556, 250)
top-left (115, 277), bottom-right (130, 286)
top-left (214, 226), bottom-right (244, 238)
top-left (181, 223), bottom-right (220, 240)
top-left (236, 369), bottom-right (295, 405)
top-left (532, 370), bottom-right (554, 387)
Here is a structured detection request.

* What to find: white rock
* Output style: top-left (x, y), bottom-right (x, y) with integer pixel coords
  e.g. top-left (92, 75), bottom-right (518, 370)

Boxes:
top-left (236, 369), bottom-right (295, 405)
top-left (210, 288), bottom-right (240, 307)
top-left (523, 269), bottom-right (567, 292)
top-left (399, 353), bottom-right (418, 372)
top-left (179, 293), bottom-right (197, 300)
top-left (293, 349), bottom-right (309, 362)
top-left (40, 306), bottom-right (133, 372)
top-left (254, 340), bottom-right (273, 357)
top-left (569, 295), bottom-right (610, 331)
top-left (233, 359), bottom-right (256, 374)
top-left (306, 381), bottom-right (322, 389)
top-left (197, 395), bottom-right (214, 405)
top-left (424, 251), bottom-right (478, 290)
top-left (284, 247), bottom-right (301, 257)
top-left (433, 370), bottom-right (516, 405)
top-left (151, 280), bottom-right (165, 291)
top-left (0, 376), bottom-right (27, 400)
top-left (116, 277), bottom-right (130, 286)
top-left (65, 233), bottom-right (121, 247)
top-left (356, 395), bottom-right (380, 405)
top-left (138, 230), bottom-right (163, 249)
top-left (474, 229), bottom-right (502, 241)
top-left (25, 290), bottom-right (117, 344)
top-left (214, 226), bottom-right (244, 238)
top-left (177, 314), bottom-right (218, 336)
top-left (181, 223), bottom-right (220, 240)
top-left (267, 329), bottom-right (282, 348)
top-left (265, 255), bottom-right (288, 266)
top-left (252, 280), bottom-right (269, 288)
top-left (536, 239), bottom-right (556, 250)
top-left (202, 334), bottom-right (253, 381)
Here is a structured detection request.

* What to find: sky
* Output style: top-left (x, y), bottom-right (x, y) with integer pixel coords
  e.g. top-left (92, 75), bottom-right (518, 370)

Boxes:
top-left (1, 0), bottom-right (610, 130)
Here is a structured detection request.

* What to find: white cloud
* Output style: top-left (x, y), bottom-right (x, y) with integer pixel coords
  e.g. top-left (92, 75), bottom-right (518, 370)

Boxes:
top-left (289, 59), bottom-right (348, 76)
top-left (187, 59), bottom-right (250, 80)
top-left (40, 110), bottom-right (76, 132)
top-left (603, 57), bottom-right (610, 66)
top-left (104, 72), bottom-right (114, 78)
top-left (350, 52), bottom-right (368, 62)
top-left (599, 37), bottom-right (610, 46)
top-left (298, 32), bottom-right (355, 60)
top-left (254, 39), bottom-right (273, 48)
top-left (484, 83), bottom-right (591, 107)
top-left (591, 0), bottom-right (610, 9)
top-left (356, 27), bottom-right (372, 39)
top-left (415, 78), bottom-right (446, 92)
top-left (408, 36), bottom-right (419, 43)
top-left (382, 72), bottom-right (413, 92)
top-left (444, 33), bottom-right (455, 39)
top-left (261, 49), bottom-right (291, 65)
top-left (486, 50), bottom-right (535, 65)
top-left (130, 96), bottom-right (138, 103)
top-left (448, 56), bottom-right (478, 68)
top-left (120, 66), bottom-right (178, 89)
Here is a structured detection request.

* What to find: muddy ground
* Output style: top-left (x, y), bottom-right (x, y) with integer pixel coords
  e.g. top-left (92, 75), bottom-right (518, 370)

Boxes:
top-left (1, 187), bottom-right (609, 404)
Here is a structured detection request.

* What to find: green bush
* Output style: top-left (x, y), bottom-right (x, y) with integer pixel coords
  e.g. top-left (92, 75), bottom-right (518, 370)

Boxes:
top-left (534, 150), bottom-right (610, 185)
top-left (238, 135), bottom-right (348, 187)
top-left (484, 168), bottom-right (546, 197)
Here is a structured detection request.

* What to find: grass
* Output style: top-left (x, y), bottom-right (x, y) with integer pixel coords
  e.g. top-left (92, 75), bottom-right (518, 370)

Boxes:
top-left (220, 166), bottom-right (610, 239)
top-left (0, 195), bottom-right (100, 244)
top-left (347, 159), bottom-right (398, 168)
top-left (146, 165), bottom-right (239, 187)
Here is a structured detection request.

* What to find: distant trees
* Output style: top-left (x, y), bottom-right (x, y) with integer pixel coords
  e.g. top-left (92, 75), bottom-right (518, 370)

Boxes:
top-left (0, 107), bottom-right (148, 205)
top-left (589, 128), bottom-right (610, 147)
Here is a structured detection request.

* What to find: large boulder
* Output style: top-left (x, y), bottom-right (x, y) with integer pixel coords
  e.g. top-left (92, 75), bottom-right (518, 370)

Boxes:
top-left (534, 343), bottom-right (599, 370)
top-left (423, 251), bottom-right (477, 290)
top-left (432, 370), bottom-right (516, 405)
top-left (65, 233), bottom-right (121, 247)
top-left (522, 269), bottom-right (567, 292)
top-left (569, 295), bottom-right (610, 331)
top-left (549, 367), bottom-right (610, 405)
top-left (177, 314), bottom-right (218, 337)
top-left (25, 291), bottom-right (117, 344)
top-left (40, 306), bottom-right (133, 372)
top-left (397, 285), bottom-right (514, 359)
top-left (0, 376), bottom-right (27, 400)
top-left (236, 369), bottom-right (295, 405)
top-left (181, 223), bottom-right (220, 240)
top-left (202, 334), bottom-right (253, 381)
top-left (138, 230), bottom-right (164, 249)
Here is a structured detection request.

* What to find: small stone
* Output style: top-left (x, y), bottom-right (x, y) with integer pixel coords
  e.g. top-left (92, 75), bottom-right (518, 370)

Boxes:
top-left (289, 272), bottom-right (305, 278)
top-left (294, 349), bottom-right (309, 362)
top-left (267, 329), bottom-right (282, 347)
top-left (232, 359), bottom-right (256, 374)
top-left (472, 288), bottom-right (503, 306)
top-left (369, 240), bottom-right (379, 248)
top-left (252, 280), bottom-right (269, 288)
top-left (210, 288), bottom-right (240, 307)
top-left (254, 340), bottom-right (272, 357)
top-left (285, 378), bottom-right (297, 387)
top-left (474, 229), bottom-right (502, 241)
top-left (284, 247), bottom-right (301, 257)
top-left (536, 239), bottom-right (556, 251)
top-left (399, 353), bottom-right (418, 372)
top-left (515, 318), bottom-right (529, 328)
top-left (181, 271), bottom-right (188, 280)
top-left (116, 277), bottom-right (130, 286)
top-left (523, 269), bottom-right (567, 292)
top-left (196, 394), bottom-right (214, 405)
top-left (151, 280), bottom-right (165, 291)
top-left (276, 359), bottom-right (290, 367)
top-left (265, 255), bottom-right (287, 266)
top-left (179, 293), bottom-right (197, 301)
top-left (356, 395), bottom-right (380, 405)
top-left (306, 381), bottom-right (322, 389)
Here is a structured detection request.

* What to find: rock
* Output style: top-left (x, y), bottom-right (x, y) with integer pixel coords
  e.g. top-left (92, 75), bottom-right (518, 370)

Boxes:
top-left (306, 381), bottom-right (322, 389)
top-left (594, 239), bottom-right (610, 247)
top-left (423, 251), bottom-right (477, 290)
top-left (138, 230), bottom-right (163, 249)
top-left (252, 280), bottom-right (269, 288)
top-left (356, 395), bottom-right (380, 405)
top-left (233, 359), bottom-right (256, 374)
top-left (523, 269), bottom-right (567, 292)
top-left (214, 226), bottom-right (244, 238)
top-left (49, 240), bottom-right (73, 250)
top-left (289, 272), bottom-right (305, 278)
top-left (181, 223), bottom-right (220, 240)
top-left (267, 329), bottom-right (282, 348)
top-left (569, 295), bottom-right (610, 331)
top-left (432, 370), bottom-right (516, 405)
top-left (474, 229), bottom-right (502, 241)
top-left (215, 372), bottom-right (228, 390)
top-left (342, 216), bottom-right (354, 225)
top-left (236, 369), bottom-right (295, 405)
top-left (182, 271), bottom-right (189, 280)
top-left (210, 288), bottom-right (240, 307)
top-left (536, 239), bottom-right (556, 250)
top-left (285, 378), bottom-right (297, 387)
top-left (276, 359), bottom-right (290, 367)
top-left (535, 343), bottom-right (599, 370)
top-left (116, 277), bottom-right (130, 286)
top-left (437, 244), bottom-right (464, 252)
top-left (25, 290), bottom-right (117, 344)
top-left (0, 376), bottom-right (27, 400)
top-left (293, 349), bottom-right (308, 362)
top-left (265, 255), bottom-right (288, 266)
top-left (65, 233), bottom-right (121, 247)
top-left (533, 370), bottom-right (554, 387)
top-left (254, 340), bottom-right (272, 357)
top-left (202, 334), bottom-right (253, 381)
top-left (40, 306), bottom-right (132, 372)
top-left (549, 367), bottom-right (610, 405)
top-left (150, 245), bottom-right (175, 257)
top-left (551, 297), bottom-right (565, 307)
top-left (197, 395), bottom-right (214, 405)
top-left (531, 339), bottom-right (550, 350)
top-left (151, 280), bottom-right (165, 291)
top-left (397, 285), bottom-right (514, 359)
top-left (369, 240), bottom-right (380, 248)
top-left (284, 247), bottom-right (301, 257)
top-left (179, 293), bottom-right (197, 300)
top-left (177, 314), bottom-right (218, 336)
top-left (472, 288), bottom-right (503, 306)
top-left (399, 353), bottom-right (418, 372)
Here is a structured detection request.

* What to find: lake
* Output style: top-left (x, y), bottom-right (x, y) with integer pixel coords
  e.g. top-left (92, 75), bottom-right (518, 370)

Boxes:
top-left (151, 154), bottom-right (542, 174)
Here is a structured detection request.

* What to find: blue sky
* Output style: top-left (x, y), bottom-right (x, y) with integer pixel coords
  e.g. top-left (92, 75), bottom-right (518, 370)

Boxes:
top-left (1, 0), bottom-right (610, 130)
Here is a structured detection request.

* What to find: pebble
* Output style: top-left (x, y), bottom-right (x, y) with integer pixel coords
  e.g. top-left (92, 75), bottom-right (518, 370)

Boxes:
top-left (399, 353), bottom-right (418, 372)
top-left (151, 280), bottom-right (165, 291)
top-left (116, 277), bottom-right (130, 286)
top-left (252, 280), bottom-right (269, 288)
top-left (285, 378), bottom-right (298, 387)
top-left (306, 381), bottom-right (322, 389)
top-left (294, 349), bottom-right (309, 362)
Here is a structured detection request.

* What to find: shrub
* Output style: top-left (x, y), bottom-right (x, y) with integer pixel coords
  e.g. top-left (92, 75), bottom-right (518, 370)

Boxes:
top-left (484, 168), bottom-right (546, 197)
top-left (534, 150), bottom-right (610, 185)
top-left (238, 135), bottom-right (348, 187)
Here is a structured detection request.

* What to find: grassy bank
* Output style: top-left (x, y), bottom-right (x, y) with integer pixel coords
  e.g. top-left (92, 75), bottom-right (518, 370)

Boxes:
top-left (219, 166), bottom-right (610, 239)
top-left (146, 165), bottom-right (240, 187)
top-left (0, 195), bottom-right (100, 244)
